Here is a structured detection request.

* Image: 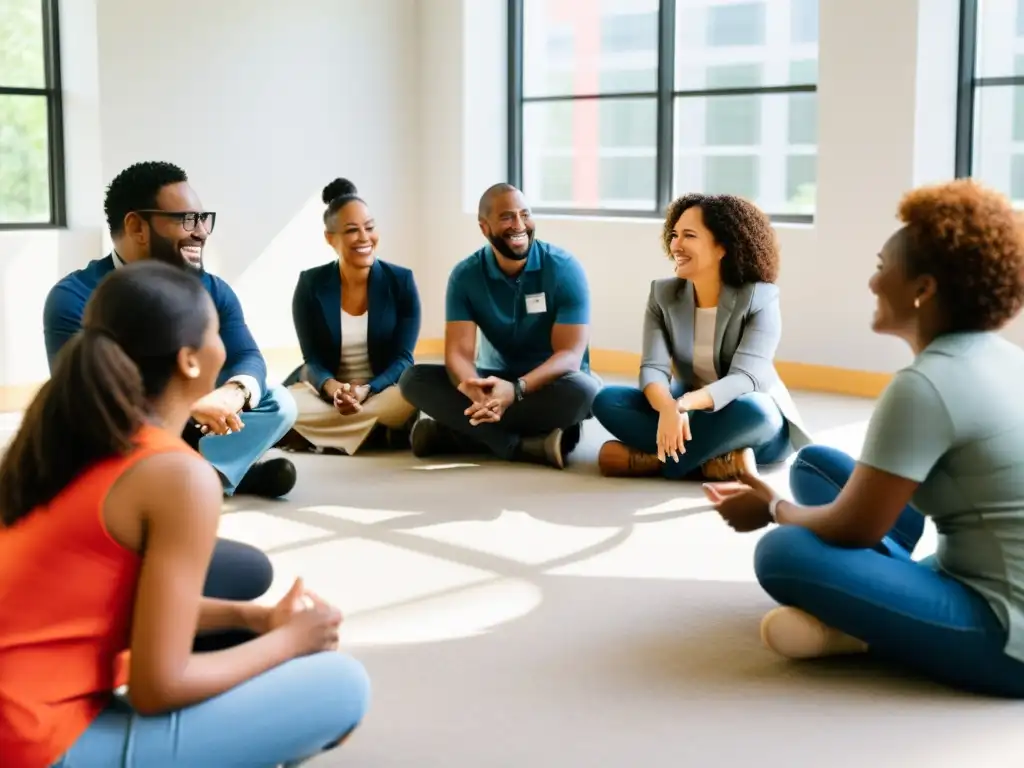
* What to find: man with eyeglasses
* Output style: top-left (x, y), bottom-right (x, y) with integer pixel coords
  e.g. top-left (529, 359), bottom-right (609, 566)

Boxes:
top-left (43, 161), bottom-right (298, 504)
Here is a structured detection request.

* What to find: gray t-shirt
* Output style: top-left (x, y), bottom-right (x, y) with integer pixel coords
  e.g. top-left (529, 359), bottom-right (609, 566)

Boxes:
top-left (860, 331), bottom-right (1024, 662)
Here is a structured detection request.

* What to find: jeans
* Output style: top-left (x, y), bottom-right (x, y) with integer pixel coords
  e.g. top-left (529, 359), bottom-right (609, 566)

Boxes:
top-left (194, 538), bottom-right (274, 652)
top-left (399, 364), bottom-right (600, 459)
top-left (195, 385), bottom-right (298, 495)
top-left (53, 652), bottom-right (370, 767)
top-left (755, 444), bottom-right (1024, 697)
top-left (591, 382), bottom-right (791, 479)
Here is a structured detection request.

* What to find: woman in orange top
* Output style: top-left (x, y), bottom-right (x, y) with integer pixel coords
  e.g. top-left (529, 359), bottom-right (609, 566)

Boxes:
top-left (0, 261), bottom-right (370, 767)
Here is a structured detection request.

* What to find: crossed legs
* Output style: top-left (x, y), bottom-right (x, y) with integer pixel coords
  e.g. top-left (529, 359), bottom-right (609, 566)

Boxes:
top-left (754, 444), bottom-right (1024, 697)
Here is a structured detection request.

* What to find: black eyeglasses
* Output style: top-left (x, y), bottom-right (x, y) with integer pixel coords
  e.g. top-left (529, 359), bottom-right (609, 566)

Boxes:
top-left (135, 210), bottom-right (217, 234)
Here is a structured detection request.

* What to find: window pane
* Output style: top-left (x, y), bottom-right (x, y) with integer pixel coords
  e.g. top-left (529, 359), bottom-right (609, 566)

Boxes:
top-left (523, 98), bottom-right (657, 210)
top-left (706, 2), bottom-right (765, 46)
top-left (675, 1), bottom-right (819, 91)
top-left (0, 0), bottom-right (47, 88)
top-left (971, 84), bottom-right (1024, 206)
top-left (674, 92), bottom-right (817, 213)
top-left (523, 0), bottom-right (660, 98)
top-left (0, 95), bottom-right (52, 224)
top-left (703, 156), bottom-right (760, 199)
top-left (785, 154), bottom-right (816, 214)
top-left (976, 0), bottom-right (1024, 78)
top-left (790, 0), bottom-right (819, 44)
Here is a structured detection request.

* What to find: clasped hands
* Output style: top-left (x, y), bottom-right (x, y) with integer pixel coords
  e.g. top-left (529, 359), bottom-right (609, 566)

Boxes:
top-left (458, 376), bottom-right (516, 425)
top-left (331, 382), bottom-right (370, 415)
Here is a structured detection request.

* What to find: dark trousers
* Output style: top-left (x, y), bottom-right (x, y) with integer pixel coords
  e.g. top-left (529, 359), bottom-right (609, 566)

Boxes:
top-left (399, 364), bottom-right (600, 459)
top-left (193, 537), bottom-right (274, 652)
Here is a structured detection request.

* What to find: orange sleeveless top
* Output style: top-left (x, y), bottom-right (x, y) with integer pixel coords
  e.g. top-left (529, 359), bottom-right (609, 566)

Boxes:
top-left (0, 425), bottom-right (193, 768)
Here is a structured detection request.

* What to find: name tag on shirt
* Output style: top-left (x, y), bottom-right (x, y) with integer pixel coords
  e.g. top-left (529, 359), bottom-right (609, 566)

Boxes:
top-left (525, 293), bottom-right (547, 314)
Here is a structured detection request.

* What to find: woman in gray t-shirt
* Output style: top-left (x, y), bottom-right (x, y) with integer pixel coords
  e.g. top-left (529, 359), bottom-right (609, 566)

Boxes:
top-left (706, 179), bottom-right (1024, 697)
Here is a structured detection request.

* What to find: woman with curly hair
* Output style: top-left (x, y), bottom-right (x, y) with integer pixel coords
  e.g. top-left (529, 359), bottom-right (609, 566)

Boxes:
top-left (707, 179), bottom-right (1024, 696)
top-left (591, 193), bottom-right (811, 481)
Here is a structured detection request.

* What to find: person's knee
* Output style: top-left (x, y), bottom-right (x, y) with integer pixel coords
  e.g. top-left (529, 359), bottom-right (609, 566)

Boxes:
top-left (206, 539), bottom-right (274, 601)
top-left (266, 384), bottom-right (299, 429)
top-left (753, 525), bottom-right (826, 592)
top-left (591, 385), bottom-right (632, 425)
top-left (788, 444), bottom-right (841, 491)
top-left (558, 372), bottom-right (601, 421)
top-left (399, 364), bottom-right (444, 404)
top-left (316, 653), bottom-right (372, 744)
top-left (727, 394), bottom-right (784, 442)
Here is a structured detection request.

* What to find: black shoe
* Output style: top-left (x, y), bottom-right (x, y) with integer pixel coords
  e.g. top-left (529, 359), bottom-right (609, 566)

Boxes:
top-left (235, 457), bottom-right (297, 498)
top-left (410, 418), bottom-right (481, 458)
top-left (516, 428), bottom-right (568, 469)
top-left (561, 423), bottom-right (583, 456)
top-left (384, 426), bottom-right (413, 451)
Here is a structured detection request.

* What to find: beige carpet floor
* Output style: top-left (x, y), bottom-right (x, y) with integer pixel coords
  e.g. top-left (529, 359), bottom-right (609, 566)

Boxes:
top-left (209, 391), bottom-right (1024, 768)
top-left (4, 393), bottom-right (1023, 766)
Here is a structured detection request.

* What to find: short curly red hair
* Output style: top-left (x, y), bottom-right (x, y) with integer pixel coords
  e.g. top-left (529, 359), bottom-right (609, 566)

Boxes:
top-left (662, 193), bottom-right (779, 286)
top-left (898, 179), bottom-right (1024, 332)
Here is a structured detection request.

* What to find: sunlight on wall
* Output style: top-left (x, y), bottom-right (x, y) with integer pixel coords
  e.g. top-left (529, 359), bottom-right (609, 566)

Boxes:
top-left (1, 233), bottom-right (62, 385)
top-left (231, 192), bottom-right (336, 351)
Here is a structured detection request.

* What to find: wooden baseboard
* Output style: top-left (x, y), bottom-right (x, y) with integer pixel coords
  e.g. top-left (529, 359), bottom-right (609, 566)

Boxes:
top-left (0, 340), bottom-right (893, 413)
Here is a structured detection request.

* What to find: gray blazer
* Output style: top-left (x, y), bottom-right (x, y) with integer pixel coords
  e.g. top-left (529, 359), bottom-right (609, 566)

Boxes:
top-left (640, 278), bottom-right (812, 450)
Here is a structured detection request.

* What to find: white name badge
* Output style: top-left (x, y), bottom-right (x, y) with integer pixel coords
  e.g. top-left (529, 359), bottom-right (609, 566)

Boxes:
top-left (525, 292), bottom-right (547, 314)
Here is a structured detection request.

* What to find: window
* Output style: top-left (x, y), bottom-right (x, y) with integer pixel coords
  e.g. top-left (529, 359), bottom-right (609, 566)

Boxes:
top-left (0, 0), bottom-right (64, 228)
top-left (956, 0), bottom-right (1024, 206)
top-left (510, 0), bottom-right (819, 220)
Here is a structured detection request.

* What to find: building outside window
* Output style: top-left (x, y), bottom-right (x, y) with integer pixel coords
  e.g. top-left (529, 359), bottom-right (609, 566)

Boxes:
top-left (515, 0), bottom-right (819, 219)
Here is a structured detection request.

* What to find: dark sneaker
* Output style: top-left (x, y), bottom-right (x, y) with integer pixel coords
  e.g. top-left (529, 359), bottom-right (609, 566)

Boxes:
top-left (235, 457), bottom-right (297, 498)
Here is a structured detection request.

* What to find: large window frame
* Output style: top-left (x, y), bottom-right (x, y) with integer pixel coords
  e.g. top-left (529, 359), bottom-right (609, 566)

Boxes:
top-left (0, 0), bottom-right (66, 230)
top-left (955, 0), bottom-right (980, 177)
top-left (507, 0), bottom-right (816, 223)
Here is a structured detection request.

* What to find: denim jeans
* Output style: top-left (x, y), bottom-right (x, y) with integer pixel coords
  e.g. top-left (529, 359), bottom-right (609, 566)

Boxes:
top-left (52, 652), bottom-right (370, 767)
top-left (755, 444), bottom-right (1024, 697)
top-left (590, 382), bottom-right (791, 479)
top-left (197, 384), bottom-right (298, 495)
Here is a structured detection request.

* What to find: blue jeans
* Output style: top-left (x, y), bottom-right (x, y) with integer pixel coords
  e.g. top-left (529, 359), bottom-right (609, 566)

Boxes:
top-left (198, 384), bottom-right (298, 495)
top-left (53, 652), bottom-right (370, 767)
top-left (591, 382), bottom-right (791, 479)
top-left (755, 444), bottom-right (1024, 697)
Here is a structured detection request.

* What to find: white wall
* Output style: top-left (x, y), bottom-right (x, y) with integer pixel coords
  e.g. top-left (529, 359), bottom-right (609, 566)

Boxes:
top-left (419, 0), bottom-right (1023, 374)
top-left (0, 0), bottom-right (1017, 390)
top-left (0, 0), bottom-right (421, 387)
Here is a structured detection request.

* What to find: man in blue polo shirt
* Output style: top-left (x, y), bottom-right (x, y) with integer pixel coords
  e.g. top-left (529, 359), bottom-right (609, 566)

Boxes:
top-left (399, 183), bottom-right (599, 468)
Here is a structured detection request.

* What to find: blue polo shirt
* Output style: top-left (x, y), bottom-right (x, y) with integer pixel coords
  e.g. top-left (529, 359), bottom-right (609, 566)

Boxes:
top-left (445, 240), bottom-right (591, 377)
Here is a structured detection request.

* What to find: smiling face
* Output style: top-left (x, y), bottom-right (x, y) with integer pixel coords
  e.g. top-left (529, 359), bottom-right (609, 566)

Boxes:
top-left (868, 227), bottom-right (937, 337)
top-left (479, 189), bottom-right (534, 261)
top-left (667, 206), bottom-right (726, 280)
top-left (325, 200), bottom-right (379, 270)
top-left (142, 182), bottom-right (211, 271)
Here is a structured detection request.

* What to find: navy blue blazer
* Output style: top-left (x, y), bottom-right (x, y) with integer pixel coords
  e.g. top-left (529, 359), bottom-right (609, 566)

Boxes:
top-left (290, 258), bottom-right (421, 395)
top-left (42, 255), bottom-right (268, 392)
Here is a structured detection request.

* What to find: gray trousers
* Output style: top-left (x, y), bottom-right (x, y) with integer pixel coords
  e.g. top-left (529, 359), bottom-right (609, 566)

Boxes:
top-left (399, 364), bottom-right (600, 459)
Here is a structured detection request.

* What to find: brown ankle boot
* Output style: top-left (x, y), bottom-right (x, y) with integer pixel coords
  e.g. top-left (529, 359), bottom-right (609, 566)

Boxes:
top-left (598, 441), bottom-right (661, 477)
top-left (700, 447), bottom-right (757, 481)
